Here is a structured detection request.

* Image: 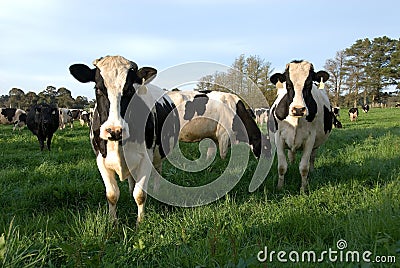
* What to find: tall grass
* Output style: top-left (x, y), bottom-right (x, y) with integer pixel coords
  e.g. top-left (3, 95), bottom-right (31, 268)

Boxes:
top-left (0, 108), bottom-right (399, 267)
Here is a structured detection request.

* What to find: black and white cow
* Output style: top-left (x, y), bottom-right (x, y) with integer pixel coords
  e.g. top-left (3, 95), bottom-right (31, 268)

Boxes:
top-left (167, 90), bottom-right (269, 160)
top-left (269, 60), bottom-right (333, 192)
top-left (362, 104), bottom-right (370, 113)
top-left (58, 108), bottom-right (73, 129)
top-left (79, 111), bottom-right (91, 127)
top-left (69, 55), bottom-right (179, 223)
top-left (254, 108), bottom-right (269, 125)
top-left (0, 108), bottom-right (27, 130)
top-left (27, 103), bottom-right (59, 150)
top-left (332, 106), bottom-right (340, 117)
top-left (348, 107), bottom-right (359, 121)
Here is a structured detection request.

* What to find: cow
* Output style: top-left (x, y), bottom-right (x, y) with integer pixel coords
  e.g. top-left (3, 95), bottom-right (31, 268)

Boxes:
top-left (167, 90), bottom-right (269, 160)
top-left (332, 106), bottom-right (340, 117)
top-left (69, 55), bottom-right (180, 224)
top-left (332, 113), bottom-right (342, 128)
top-left (362, 104), bottom-right (370, 113)
top-left (348, 107), bottom-right (359, 121)
top-left (0, 108), bottom-right (27, 131)
top-left (254, 108), bottom-right (269, 125)
top-left (58, 108), bottom-right (73, 129)
top-left (27, 103), bottom-right (59, 150)
top-left (79, 111), bottom-right (91, 127)
top-left (269, 60), bottom-right (333, 192)
top-left (395, 103), bottom-right (400, 108)
top-left (70, 109), bottom-right (83, 120)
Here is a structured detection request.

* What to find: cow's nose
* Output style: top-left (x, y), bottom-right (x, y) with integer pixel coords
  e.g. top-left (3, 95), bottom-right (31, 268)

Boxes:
top-left (292, 106), bottom-right (306, 117)
top-left (106, 127), bottom-right (123, 141)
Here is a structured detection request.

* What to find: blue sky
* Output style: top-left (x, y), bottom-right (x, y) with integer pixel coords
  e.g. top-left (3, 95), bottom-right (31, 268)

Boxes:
top-left (0, 0), bottom-right (398, 100)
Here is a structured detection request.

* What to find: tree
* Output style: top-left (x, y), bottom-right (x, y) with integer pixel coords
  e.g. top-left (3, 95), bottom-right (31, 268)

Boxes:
top-left (9, 88), bottom-right (25, 108)
top-left (344, 38), bottom-right (371, 106)
top-left (324, 50), bottom-right (346, 107)
top-left (56, 87), bottom-right (74, 108)
top-left (73, 96), bottom-right (89, 109)
top-left (24, 91), bottom-right (39, 109)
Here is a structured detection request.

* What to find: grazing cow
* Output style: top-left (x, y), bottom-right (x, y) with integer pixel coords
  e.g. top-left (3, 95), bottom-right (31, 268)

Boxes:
top-left (348, 107), bottom-right (359, 121)
top-left (332, 113), bottom-right (342, 128)
top-left (269, 60), bottom-right (333, 192)
top-left (167, 90), bottom-right (269, 160)
top-left (27, 103), bottom-right (59, 150)
top-left (58, 108), bottom-right (73, 129)
top-left (395, 103), bottom-right (400, 108)
top-left (332, 106), bottom-right (340, 117)
top-left (362, 104), bottom-right (370, 113)
top-left (0, 108), bottom-right (27, 130)
top-left (69, 55), bottom-right (179, 223)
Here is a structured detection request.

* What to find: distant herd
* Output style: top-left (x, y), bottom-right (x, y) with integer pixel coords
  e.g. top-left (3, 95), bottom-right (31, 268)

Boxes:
top-left (1, 56), bottom-right (397, 223)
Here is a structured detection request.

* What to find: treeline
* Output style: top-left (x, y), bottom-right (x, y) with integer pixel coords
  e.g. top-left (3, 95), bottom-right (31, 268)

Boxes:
top-left (2, 36), bottom-right (399, 110)
top-left (0, 86), bottom-right (95, 110)
top-left (196, 36), bottom-right (400, 108)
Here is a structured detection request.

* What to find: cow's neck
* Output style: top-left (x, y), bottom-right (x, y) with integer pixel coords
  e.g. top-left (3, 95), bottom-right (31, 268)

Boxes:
top-left (286, 115), bottom-right (300, 128)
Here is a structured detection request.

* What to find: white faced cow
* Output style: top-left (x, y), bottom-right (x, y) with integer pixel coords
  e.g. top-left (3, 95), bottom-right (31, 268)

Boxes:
top-left (58, 108), bottom-right (73, 129)
top-left (270, 60), bottom-right (333, 192)
top-left (167, 90), bottom-right (269, 160)
top-left (69, 55), bottom-right (179, 224)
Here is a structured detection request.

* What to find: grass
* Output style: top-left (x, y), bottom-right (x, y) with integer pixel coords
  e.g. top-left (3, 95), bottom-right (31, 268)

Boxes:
top-left (0, 108), bottom-right (399, 267)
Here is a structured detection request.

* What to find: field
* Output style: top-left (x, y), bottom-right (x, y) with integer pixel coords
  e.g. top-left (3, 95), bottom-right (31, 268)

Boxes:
top-left (0, 108), bottom-right (399, 267)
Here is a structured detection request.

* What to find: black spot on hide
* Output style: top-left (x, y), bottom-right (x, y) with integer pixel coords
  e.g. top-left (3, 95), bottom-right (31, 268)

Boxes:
top-left (183, 94), bottom-right (209, 120)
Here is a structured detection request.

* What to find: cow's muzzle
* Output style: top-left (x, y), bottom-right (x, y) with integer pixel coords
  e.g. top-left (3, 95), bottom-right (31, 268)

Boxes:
top-left (106, 127), bottom-right (122, 141)
top-left (291, 106), bottom-right (307, 117)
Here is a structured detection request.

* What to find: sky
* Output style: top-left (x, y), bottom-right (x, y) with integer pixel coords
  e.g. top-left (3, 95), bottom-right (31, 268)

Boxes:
top-left (0, 0), bottom-right (399, 100)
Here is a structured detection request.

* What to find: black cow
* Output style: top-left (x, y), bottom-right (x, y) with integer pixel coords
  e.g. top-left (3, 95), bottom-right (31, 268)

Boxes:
top-left (0, 108), bottom-right (27, 130)
top-left (69, 55), bottom-right (180, 223)
top-left (27, 103), bottom-right (59, 150)
top-left (362, 104), bottom-right (370, 113)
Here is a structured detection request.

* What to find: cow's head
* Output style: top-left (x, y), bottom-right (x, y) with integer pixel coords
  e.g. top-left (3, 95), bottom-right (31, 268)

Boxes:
top-left (35, 104), bottom-right (58, 130)
top-left (270, 60), bottom-right (329, 121)
top-left (69, 55), bottom-right (157, 141)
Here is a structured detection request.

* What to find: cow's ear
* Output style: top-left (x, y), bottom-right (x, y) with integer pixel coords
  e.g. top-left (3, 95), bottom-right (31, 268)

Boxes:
top-left (137, 67), bottom-right (157, 85)
top-left (270, 73), bottom-right (286, 85)
top-left (69, 64), bottom-right (96, 83)
top-left (314, 71), bottom-right (329, 82)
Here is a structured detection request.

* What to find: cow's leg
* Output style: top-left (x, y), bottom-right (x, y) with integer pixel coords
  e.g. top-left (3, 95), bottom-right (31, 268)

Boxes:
top-left (152, 148), bottom-right (163, 193)
top-left (309, 148), bottom-right (317, 172)
top-left (38, 135), bottom-right (45, 151)
top-left (299, 136), bottom-right (315, 193)
top-left (133, 155), bottom-right (152, 225)
top-left (96, 155), bottom-right (119, 221)
top-left (218, 132), bottom-right (230, 159)
top-left (275, 133), bottom-right (287, 190)
top-left (47, 134), bottom-right (53, 151)
top-left (127, 175), bottom-right (135, 197)
top-left (206, 141), bottom-right (217, 160)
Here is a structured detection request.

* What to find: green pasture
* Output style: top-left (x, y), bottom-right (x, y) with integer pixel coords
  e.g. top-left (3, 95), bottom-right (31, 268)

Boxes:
top-left (0, 108), bottom-right (399, 267)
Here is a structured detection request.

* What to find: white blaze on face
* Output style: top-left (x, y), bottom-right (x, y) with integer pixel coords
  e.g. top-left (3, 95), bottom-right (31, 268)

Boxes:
top-left (94, 56), bottom-right (134, 140)
top-left (288, 61), bottom-right (311, 116)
